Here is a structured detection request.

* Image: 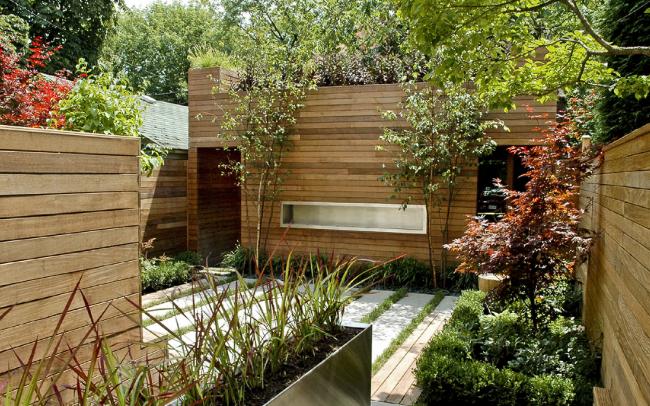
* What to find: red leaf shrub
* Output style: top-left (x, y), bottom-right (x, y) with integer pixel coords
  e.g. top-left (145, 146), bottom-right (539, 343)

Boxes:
top-left (446, 117), bottom-right (599, 328)
top-left (0, 36), bottom-right (73, 128)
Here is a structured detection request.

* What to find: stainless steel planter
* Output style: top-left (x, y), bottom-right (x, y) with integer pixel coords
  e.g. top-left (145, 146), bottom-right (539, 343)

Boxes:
top-left (265, 323), bottom-right (372, 406)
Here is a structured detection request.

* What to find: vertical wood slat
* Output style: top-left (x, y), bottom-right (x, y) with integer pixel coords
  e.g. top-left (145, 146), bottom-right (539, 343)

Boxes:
top-left (580, 123), bottom-right (650, 406)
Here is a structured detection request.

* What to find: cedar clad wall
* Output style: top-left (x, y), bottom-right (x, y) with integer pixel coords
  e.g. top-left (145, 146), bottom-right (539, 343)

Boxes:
top-left (188, 67), bottom-right (555, 261)
top-left (0, 126), bottom-right (160, 399)
top-left (140, 151), bottom-right (188, 256)
top-left (580, 124), bottom-right (650, 406)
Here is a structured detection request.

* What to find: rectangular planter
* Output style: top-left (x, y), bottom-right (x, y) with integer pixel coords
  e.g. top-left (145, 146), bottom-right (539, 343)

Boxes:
top-left (265, 323), bottom-right (372, 406)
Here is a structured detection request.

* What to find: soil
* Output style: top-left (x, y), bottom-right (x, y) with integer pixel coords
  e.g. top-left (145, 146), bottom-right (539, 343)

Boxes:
top-left (244, 327), bottom-right (359, 405)
top-left (205, 327), bottom-right (360, 405)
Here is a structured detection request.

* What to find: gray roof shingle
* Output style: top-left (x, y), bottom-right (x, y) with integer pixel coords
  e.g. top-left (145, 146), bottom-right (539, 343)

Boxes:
top-left (140, 96), bottom-right (188, 150)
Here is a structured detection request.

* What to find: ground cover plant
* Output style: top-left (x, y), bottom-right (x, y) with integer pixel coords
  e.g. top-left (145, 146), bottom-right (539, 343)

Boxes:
top-left (1, 254), bottom-right (372, 405)
top-left (415, 289), bottom-right (599, 406)
top-left (140, 251), bottom-right (203, 293)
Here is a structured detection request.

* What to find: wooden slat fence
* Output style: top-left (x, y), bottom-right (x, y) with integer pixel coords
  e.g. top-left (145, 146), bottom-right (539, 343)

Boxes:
top-left (140, 151), bottom-right (188, 256)
top-left (580, 124), bottom-right (650, 406)
top-left (0, 125), bottom-right (162, 400)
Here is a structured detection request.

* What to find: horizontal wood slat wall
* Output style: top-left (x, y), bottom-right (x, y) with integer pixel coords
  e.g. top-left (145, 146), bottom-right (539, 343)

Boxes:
top-left (188, 67), bottom-right (556, 262)
top-left (0, 125), bottom-right (162, 397)
top-left (140, 151), bottom-right (188, 256)
top-left (579, 124), bottom-right (650, 406)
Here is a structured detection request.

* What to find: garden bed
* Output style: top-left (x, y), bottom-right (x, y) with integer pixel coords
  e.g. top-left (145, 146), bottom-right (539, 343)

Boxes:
top-left (415, 289), bottom-right (600, 406)
top-left (254, 324), bottom-right (371, 405)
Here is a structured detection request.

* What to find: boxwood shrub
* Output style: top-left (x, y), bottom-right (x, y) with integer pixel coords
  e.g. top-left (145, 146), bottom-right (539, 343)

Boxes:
top-left (416, 290), bottom-right (598, 406)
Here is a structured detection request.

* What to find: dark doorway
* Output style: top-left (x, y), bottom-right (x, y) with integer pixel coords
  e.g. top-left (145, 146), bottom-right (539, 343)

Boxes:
top-left (197, 148), bottom-right (241, 265)
top-left (477, 146), bottom-right (527, 218)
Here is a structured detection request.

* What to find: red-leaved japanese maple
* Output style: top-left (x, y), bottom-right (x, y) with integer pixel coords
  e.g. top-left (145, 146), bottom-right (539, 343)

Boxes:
top-left (446, 117), bottom-right (598, 329)
top-left (0, 36), bottom-right (73, 128)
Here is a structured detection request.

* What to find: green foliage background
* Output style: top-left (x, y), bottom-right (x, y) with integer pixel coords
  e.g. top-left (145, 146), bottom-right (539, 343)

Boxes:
top-left (0, 0), bottom-right (120, 72)
top-left (596, 0), bottom-right (650, 143)
top-left (100, 2), bottom-right (236, 104)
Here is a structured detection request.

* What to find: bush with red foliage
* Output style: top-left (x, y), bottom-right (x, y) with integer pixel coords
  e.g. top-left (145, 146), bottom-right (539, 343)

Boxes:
top-left (0, 36), bottom-right (73, 128)
top-left (446, 117), bottom-right (598, 329)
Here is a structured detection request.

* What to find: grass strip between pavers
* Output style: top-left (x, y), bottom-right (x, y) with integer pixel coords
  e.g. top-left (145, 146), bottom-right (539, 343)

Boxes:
top-left (143, 281), bottom-right (257, 328)
top-left (360, 287), bottom-right (408, 324)
top-left (143, 275), bottom-right (239, 309)
top-left (371, 291), bottom-right (445, 374)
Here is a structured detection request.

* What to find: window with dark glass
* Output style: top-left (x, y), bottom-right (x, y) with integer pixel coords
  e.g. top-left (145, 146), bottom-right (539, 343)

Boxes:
top-left (477, 146), bottom-right (527, 219)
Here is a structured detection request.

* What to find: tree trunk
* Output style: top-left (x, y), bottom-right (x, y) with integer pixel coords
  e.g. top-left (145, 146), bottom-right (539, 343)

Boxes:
top-left (425, 194), bottom-right (437, 288)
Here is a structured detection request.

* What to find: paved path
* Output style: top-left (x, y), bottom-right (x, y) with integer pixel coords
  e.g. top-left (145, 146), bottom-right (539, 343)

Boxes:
top-left (370, 293), bottom-right (436, 362)
top-left (371, 296), bottom-right (457, 405)
top-left (342, 290), bottom-right (395, 324)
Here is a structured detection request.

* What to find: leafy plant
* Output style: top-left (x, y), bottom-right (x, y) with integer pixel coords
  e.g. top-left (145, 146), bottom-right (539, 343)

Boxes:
top-left (448, 290), bottom-right (486, 332)
top-left (2, 0), bottom-right (120, 72)
top-left (380, 83), bottom-right (501, 287)
top-left (416, 289), bottom-right (597, 406)
top-left (3, 254), bottom-right (373, 405)
top-left (217, 10), bottom-right (316, 265)
top-left (101, 2), bottom-right (236, 104)
top-left (0, 36), bottom-right (73, 127)
top-left (140, 255), bottom-right (195, 293)
top-left (398, 0), bottom-right (650, 109)
top-left (447, 117), bottom-right (598, 329)
top-left (50, 60), bottom-right (167, 174)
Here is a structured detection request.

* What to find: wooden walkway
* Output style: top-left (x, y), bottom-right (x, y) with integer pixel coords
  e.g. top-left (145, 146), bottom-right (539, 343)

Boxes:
top-left (371, 296), bottom-right (456, 405)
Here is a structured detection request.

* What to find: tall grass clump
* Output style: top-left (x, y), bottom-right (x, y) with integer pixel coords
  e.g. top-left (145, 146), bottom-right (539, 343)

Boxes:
top-left (1, 253), bottom-right (371, 405)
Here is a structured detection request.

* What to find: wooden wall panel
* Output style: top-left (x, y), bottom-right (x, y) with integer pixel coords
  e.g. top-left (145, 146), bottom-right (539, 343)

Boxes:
top-left (580, 124), bottom-right (650, 406)
top-left (188, 68), bottom-right (556, 262)
top-left (140, 151), bottom-right (188, 256)
top-left (0, 125), bottom-right (162, 396)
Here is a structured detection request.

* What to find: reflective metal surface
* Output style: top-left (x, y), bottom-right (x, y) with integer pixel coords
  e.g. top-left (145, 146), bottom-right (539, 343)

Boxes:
top-left (265, 323), bottom-right (372, 406)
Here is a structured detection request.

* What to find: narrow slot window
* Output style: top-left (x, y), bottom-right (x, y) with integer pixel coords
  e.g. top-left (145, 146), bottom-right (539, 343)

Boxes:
top-left (280, 202), bottom-right (427, 234)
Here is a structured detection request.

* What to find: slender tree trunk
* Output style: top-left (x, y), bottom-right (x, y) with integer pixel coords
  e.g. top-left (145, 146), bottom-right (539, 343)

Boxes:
top-left (441, 175), bottom-right (456, 288)
top-left (424, 190), bottom-right (437, 288)
top-left (255, 169), bottom-right (268, 274)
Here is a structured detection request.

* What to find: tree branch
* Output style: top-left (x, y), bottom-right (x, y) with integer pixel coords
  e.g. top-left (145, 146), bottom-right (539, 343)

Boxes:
top-left (560, 0), bottom-right (650, 56)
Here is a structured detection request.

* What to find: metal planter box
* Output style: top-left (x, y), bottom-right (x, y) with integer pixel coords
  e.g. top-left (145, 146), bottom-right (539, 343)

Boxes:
top-left (265, 323), bottom-right (372, 406)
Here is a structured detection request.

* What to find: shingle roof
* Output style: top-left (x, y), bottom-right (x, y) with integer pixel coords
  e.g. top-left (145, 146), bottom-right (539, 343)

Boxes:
top-left (140, 96), bottom-right (188, 150)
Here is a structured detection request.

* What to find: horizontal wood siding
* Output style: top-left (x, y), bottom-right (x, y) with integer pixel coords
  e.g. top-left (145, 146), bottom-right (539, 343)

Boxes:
top-left (140, 151), bottom-right (188, 256)
top-left (0, 126), bottom-right (162, 396)
top-left (580, 124), bottom-right (650, 406)
top-left (188, 68), bottom-right (556, 261)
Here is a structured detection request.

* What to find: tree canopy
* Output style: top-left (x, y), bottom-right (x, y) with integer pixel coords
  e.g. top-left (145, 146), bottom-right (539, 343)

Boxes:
top-left (596, 0), bottom-right (650, 142)
top-left (100, 1), bottom-right (233, 104)
top-left (0, 0), bottom-right (120, 72)
top-left (397, 0), bottom-right (650, 110)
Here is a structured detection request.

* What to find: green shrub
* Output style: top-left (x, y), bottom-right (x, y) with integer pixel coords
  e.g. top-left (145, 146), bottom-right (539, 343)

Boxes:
top-left (416, 353), bottom-right (528, 405)
top-left (449, 290), bottom-right (486, 332)
top-left (220, 243), bottom-right (256, 273)
top-left (440, 266), bottom-right (479, 291)
top-left (141, 257), bottom-right (193, 293)
top-left (378, 257), bottom-right (432, 289)
top-left (477, 310), bottom-right (527, 368)
top-left (527, 375), bottom-right (575, 406)
top-left (422, 329), bottom-right (471, 361)
top-left (174, 251), bottom-right (203, 266)
top-left (416, 353), bottom-right (576, 406)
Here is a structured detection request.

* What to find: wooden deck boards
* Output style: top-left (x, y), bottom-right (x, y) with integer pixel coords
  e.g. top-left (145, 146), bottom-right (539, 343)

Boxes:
top-left (370, 307), bottom-right (449, 405)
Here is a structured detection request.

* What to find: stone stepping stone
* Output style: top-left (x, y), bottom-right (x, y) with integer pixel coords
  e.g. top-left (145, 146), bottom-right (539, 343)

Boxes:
top-left (370, 293), bottom-right (435, 362)
top-left (342, 290), bottom-right (395, 324)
